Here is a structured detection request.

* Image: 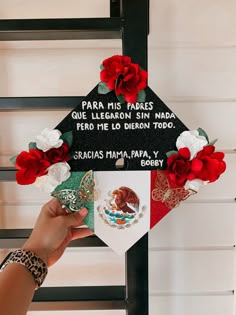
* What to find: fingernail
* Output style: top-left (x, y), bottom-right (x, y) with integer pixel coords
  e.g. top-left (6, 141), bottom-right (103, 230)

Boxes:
top-left (80, 208), bottom-right (88, 217)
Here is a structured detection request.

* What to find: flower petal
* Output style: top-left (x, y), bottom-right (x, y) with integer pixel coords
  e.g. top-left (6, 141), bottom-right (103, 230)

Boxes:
top-left (176, 130), bottom-right (208, 160)
top-left (178, 147), bottom-right (191, 160)
top-left (184, 179), bottom-right (206, 192)
top-left (48, 162), bottom-right (71, 183)
top-left (34, 175), bottom-right (60, 193)
top-left (191, 158), bottom-right (203, 172)
top-left (16, 169), bottom-right (36, 185)
top-left (36, 128), bottom-right (63, 152)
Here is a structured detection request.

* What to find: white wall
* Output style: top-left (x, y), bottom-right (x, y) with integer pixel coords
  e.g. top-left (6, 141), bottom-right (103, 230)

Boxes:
top-left (0, 1), bottom-right (235, 314)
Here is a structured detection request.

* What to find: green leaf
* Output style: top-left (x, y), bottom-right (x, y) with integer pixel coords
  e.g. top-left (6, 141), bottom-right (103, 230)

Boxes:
top-left (197, 127), bottom-right (209, 142)
top-left (9, 154), bottom-right (18, 166)
top-left (29, 142), bottom-right (37, 150)
top-left (137, 89), bottom-right (146, 102)
top-left (208, 138), bottom-right (218, 146)
top-left (116, 94), bottom-right (125, 104)
top-left (100, 64), bottom-right (104, 70)
top-left (60, 131), bottom-right (73, 147)
top-left (166, 150), bottom-right (178, 157)
top-left (98, 81), bottom-right (111, 94)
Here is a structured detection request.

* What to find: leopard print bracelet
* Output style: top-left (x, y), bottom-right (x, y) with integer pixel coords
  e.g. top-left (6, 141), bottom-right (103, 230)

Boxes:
top-left (0, 249), bottom-right (48, 289)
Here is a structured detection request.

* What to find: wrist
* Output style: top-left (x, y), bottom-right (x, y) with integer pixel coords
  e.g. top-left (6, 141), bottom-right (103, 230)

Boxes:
top-left (22, 242), bottom-right (48, 267)
top-left (0, 249), bottom-right (48, 289)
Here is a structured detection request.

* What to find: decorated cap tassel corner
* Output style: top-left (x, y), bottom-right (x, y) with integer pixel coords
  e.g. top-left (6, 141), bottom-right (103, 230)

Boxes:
top-left (11, 55), bottom-right (226, 254)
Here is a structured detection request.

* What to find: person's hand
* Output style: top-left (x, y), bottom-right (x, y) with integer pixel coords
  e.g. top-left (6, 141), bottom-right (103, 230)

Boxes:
top-left (22, 198), bottom-right (93, 267)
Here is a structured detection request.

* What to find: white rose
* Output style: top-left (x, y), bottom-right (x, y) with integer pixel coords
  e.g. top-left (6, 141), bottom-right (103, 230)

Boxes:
top-left (176, 130), bottom-right (208, 160)
top-left (34, 175), bottom-right (59, 193)
top-left (34, 162), bottom-right (71, 193)
top-left (36, 128), bottom-right (63, 152)
top-left (48, 162), bottom-right (71, 183)
top-left (184, 179), bottom-right (207, 192)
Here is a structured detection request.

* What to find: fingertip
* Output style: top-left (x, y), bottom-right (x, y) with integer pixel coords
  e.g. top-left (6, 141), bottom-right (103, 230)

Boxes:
top-left (79, 207), bottom-right (88, 217)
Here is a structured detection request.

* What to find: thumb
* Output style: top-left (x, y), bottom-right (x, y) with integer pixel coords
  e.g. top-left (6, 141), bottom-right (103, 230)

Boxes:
top-left (65, 208), bottom-right (88, 227)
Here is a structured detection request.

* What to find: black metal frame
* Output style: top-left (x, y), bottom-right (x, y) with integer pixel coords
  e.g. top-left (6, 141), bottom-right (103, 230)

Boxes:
top-left (0, 1), bottom-right (149, 314)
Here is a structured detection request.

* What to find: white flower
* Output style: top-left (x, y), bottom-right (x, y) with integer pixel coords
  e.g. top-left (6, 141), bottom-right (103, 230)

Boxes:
top-left (34, 175), bottom-right (59, 193)
top-left (184, 179), bottom-right (207, 192)
top-left (176, 130), bottom-right (208, 160)
top-left (34, 162), bottom-right (71, 193)
top-left (36, 128), bottom-right (63, 152)
top-left (48, 162), bottom-right (71, 183)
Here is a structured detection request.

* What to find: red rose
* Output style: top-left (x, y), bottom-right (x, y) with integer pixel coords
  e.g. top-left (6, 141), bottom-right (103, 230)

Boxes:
top-left (192, 145), bottom-right (226, 182)
top-left (15, 149), bottom-right (50, 185)
top-left (100, 55), bottom-right (132, 90)
top-left (166, 147), bottom-right (193, 186)
top-left (116, 63), bottom-right (148, 103)
top-left (44, 142), bottom-right (71, 163)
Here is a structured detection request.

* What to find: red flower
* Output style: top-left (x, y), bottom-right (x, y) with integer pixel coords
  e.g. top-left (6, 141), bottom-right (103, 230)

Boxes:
top-left (167, 145), bottom-right (226, 187)
top-left (166, 147), bottom-right (193, 186)
top-left (15, 149), bottom-right (50, 185)
top-left (116, 63), bottom-right (148, 103)
top-left (44, 142), bottom-right (71, 164)
top-left (100, 55), bottom-right (148, 103)
top-left (100, 55), bottom-right (131, 90)
top-left (192, 145), bottom-right (226, 182)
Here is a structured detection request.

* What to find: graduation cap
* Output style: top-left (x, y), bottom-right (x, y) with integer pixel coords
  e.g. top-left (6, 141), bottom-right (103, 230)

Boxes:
top-left (12, 56), bottom-right (226, 254)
